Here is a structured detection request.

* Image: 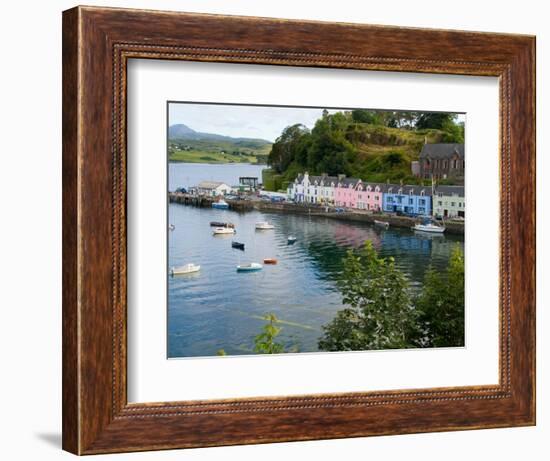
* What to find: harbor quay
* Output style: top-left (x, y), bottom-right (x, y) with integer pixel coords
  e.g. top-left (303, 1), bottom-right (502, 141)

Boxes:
top-left (168, 192), bottom-right (464, 235)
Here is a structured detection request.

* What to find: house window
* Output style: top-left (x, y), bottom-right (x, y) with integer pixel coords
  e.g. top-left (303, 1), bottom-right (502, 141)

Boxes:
top-left (420, 190), bottom-right (425, 196)
top-left (409, 198), bottom-right (413, 204)
top-left (451, 202), bottom-right (456, 207)
top-left (438, 201), bottom-right (442, 206)
top-left (419, 199), bottom-right (426, 205)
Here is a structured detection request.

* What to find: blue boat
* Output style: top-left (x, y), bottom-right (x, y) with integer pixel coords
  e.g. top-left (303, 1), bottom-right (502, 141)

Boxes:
top-left (212, 199), bottom-right (229, 210)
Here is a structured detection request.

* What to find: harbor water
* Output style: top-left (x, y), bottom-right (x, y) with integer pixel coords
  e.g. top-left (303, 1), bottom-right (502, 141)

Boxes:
top-left (167, 163), bottom-right (464, 358)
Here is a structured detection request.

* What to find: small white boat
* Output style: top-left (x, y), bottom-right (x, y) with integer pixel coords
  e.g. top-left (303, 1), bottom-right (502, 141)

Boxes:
top-left (414, 223), bottom-right (446, 233)
top-left (374, 220), bottom-right (390, 229)
top-left (236, 262), bottom-right (263, 272)
top-left (168, 224), bottom-right (175, 231)
top-left (255, 221), bottom-right (275, 230)
top-left (212, 227), bottom-right (236, 235)
top-left (212, 199), bottom-right (229, 210)
top-left (287, 236), bottom-right (297, 244)
top-left (171, 263), bottom-right (201, 275)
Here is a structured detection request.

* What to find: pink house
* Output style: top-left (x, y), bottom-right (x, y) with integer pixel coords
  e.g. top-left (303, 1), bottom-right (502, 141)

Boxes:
top-left (355, 183), bottom-right (383, 211)
top-left (335, 178), bottom-right (359, 209)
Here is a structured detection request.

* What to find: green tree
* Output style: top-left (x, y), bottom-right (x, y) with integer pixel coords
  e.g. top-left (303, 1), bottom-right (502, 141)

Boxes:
top-left (351, 109), bottom-right (383, 125)
top-left (254, 313), bottom-right (285, 354)
top-left (319, 241), bottom-right (418, 351)
top-left (267, 124), bottom-right (310, 173)
top-left (415, 245), bottom-right (465, 347)
top-left (415, 112), bottom-right (456, 130)
top-left (306, 113), bottom-right (357, 176)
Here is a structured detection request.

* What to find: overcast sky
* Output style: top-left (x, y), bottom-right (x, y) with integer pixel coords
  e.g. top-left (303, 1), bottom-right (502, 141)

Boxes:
top-left (169, 102), bottom-right (466, 142)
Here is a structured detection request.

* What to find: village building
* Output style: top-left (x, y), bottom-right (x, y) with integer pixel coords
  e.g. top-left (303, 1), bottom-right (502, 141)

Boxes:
top-left (355, 183), bottom-right (384, 211)
top-left (287, 172), bottom-right (308, 203)
top-left (335, 177), bottom-right (360, 208)
top-left (432, 185), bottom-right (465, 218)
top-left (418, 143), bottom-right (465, 183)
top-left (196, 180), bottom-right (232, 197)
top-left (382, 184), bottom-right (432, 216)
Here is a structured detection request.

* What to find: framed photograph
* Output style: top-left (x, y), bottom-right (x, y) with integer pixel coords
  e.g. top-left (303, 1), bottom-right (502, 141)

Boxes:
top-left (62, 6), bottom-right (535, 455)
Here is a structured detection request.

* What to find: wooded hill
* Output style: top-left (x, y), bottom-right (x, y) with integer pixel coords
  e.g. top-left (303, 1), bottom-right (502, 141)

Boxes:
top-left (264, 109), bottom-right (464, 191)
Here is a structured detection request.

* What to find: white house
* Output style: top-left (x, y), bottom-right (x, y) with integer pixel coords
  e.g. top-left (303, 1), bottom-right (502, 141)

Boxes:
top-left (288, 172), bottom-right (309, 203)
top-left (196, 180), bottom-right (232, 197)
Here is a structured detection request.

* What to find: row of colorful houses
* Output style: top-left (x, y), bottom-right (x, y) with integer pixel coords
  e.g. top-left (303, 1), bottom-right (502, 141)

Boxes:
top-left (287, 172), bottom-right (465, 218)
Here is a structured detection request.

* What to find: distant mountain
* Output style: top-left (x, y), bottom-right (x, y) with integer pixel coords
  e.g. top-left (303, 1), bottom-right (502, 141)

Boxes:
top-left (168, 123), bottom-right (271, 145)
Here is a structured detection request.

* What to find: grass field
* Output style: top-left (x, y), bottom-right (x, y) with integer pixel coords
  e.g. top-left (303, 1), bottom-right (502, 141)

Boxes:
top-left (169, 149), bottom-right (263, 164)
top-left (168, 138), bottom-right (272, 164)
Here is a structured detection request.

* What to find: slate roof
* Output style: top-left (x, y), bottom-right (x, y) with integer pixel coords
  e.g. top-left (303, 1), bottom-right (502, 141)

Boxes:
top-left (197, 180), bottom-right (229, 189)
top-left (419, 143), bottom-right (465, 159)
top-left (434, 185), bottom-right (465, 197)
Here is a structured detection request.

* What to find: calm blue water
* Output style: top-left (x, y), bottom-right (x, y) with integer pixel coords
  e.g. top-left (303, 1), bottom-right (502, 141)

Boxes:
top-left (167, 163), bottom-right (464, 358)
top-left (169, 162), bottom-right (266, 191)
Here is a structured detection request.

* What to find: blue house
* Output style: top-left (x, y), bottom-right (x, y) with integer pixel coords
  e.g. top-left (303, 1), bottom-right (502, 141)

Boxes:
top-left (382, 184), bottom-right (432, 216)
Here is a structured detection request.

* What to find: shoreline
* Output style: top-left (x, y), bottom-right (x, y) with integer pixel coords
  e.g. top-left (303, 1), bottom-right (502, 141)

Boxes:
top-left (168, 192), bottom-right (464, 235)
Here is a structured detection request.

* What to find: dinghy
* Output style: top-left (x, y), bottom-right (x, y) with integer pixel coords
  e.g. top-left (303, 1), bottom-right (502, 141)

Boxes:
top-left (263, 258), bottom-right (278, 265)
top-left (236, 263), bottom-right (263, 272)
top-left (212, 199), bottom-right (229, 210)
top-left (255, 221), bottom-right (274, 230)
top-left (170, 263), bottom-right (200, 275)
top-left (287, 236), bottom-right (297, 244)
top-left (231, 241), bottom-right (245, 250)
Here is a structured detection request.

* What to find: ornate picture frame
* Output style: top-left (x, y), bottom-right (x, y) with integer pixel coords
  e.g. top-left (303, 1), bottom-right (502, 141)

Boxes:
top-left (62, 6), bottom-right (535, 454)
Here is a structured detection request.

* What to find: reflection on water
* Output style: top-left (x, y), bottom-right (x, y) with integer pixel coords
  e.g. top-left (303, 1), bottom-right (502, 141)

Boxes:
top-left (168, 203), bottom-right (464, 358)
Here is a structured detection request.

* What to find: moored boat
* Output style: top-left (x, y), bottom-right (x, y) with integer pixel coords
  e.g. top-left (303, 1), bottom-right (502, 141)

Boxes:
top-left (287, 236), bottom-right (297, 244)
top-left (255, 221), bottom-right (275, 230)
top-left (210, 221), bottom-right (234, 228)
top-left (374, 220), bottom-right (390, 229)
top-left (263, 258), bottom-right (278, 265)
top-left (212, 199), bottom-right (229, 210)
top-left (414, 223), bottom-right (446, 233)
top-left (170, 263), bottom-right (200, 275)
top-left (413, 217), bottom-right (446, 234)
top-left (212, 227), bottom-right (236, 235)
top-left (231, 241), bottom-right (245, 250)
top-left (236, 262), bottom-right (263, 272)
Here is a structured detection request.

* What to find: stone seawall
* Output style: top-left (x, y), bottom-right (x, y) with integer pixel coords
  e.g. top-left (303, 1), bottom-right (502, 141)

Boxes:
top-left (255, 202), bottom-right (464, 235)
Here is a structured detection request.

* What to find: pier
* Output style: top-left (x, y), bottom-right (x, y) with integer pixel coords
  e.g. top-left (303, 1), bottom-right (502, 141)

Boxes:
top-left (168, 192), bottom-right (254, 211)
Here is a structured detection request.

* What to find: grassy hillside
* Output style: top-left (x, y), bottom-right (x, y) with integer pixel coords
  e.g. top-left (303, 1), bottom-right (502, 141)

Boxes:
top-left (169, 138), bottom-right (272, 164)
top-left (346, 124), bottom-right (447, 183)
top-left (266, 124), bottom-right (450, 191)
